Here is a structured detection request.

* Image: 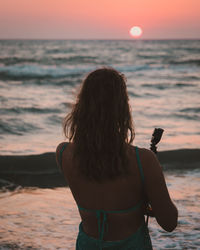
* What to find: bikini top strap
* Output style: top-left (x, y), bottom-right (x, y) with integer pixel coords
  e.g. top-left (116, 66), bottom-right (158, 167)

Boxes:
top-left (59, 142), bottom-right (68, 170)
top-left (77, 199), bottom-right (143, 214)
top-left (135, 146), bottom-right (145, 183)
top-left (78, 205), bottom-right (107, 248)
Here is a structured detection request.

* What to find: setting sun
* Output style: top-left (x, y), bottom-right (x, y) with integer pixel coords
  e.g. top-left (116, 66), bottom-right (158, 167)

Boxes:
top-left (129, 26), bottom-right (143, 38)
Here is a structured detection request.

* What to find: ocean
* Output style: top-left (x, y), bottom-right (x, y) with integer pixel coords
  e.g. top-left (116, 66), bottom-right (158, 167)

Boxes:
top-left (0, 39), bottom-right (200, 154)
top-left (0, 39), bottom-right (200, 249)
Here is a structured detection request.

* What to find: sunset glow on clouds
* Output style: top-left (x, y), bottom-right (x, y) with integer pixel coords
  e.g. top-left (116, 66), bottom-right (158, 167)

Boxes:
top-left (0, 0), bottom-right (200, 39)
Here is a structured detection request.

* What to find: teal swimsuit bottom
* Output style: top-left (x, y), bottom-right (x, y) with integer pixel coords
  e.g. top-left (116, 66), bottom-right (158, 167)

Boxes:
top-left (59, 144), bottom-right (152, 250)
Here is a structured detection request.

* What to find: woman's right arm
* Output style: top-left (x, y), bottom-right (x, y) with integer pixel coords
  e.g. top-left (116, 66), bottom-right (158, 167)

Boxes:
top-left (140, 148), bottom-right (178, 232)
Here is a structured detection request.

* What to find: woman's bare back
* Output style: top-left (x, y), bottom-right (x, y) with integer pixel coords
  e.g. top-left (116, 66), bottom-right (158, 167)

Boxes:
top-left (56, 143), bottom-right (177, 240)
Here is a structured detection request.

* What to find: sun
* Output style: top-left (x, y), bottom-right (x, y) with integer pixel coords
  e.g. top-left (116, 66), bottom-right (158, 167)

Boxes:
top-left (129, 26), bottom-right (143, 38)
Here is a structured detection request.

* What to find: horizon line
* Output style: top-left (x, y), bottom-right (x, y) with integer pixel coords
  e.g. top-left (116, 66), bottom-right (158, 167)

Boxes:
top-left (0, 38), bottom-right (200, 41)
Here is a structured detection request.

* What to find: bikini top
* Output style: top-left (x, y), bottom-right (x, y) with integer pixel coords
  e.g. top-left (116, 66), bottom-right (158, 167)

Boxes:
top-left (58, 143), bottom-right (145, 244)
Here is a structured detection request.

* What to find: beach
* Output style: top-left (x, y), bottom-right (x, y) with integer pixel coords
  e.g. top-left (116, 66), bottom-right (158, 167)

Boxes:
top-left (0, 148), bottom-right (200, 249)
top-left (0, 169), bottom-right (200, 249)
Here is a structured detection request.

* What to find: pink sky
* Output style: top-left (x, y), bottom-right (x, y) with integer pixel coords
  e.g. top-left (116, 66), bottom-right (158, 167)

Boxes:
top-left (0, 0), bottom-right (200, 39)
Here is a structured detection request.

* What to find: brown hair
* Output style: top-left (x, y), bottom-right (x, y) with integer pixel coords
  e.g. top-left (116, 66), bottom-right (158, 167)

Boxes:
top-left (63, 67), bottom-right (135, 182)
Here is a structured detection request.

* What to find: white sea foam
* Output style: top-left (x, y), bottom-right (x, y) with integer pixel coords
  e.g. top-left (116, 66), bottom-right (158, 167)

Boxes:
top-left (0, 170), bottom-right (199, 249)
top-left (0, 39), bottom-right (200, 154)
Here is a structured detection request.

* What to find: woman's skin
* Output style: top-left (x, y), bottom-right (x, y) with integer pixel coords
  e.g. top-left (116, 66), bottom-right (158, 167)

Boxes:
top-left (56, 142), bottom-right (178, 241)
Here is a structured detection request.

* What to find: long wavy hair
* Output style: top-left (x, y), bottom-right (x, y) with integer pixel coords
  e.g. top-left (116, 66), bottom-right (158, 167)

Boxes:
top-left (63, 67), bottom-right (135, 182)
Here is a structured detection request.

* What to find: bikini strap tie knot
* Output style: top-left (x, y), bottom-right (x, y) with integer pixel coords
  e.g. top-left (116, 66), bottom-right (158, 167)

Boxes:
top-left (96, 210), bottom-right (107, 249)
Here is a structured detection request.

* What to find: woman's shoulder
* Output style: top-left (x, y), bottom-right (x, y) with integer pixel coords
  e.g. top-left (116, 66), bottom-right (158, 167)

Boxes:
top-left (137, 147), bottom-right (157, 161)
top-left (56, 141), bottom-right (74, 151)
top-left (56, 141), bottom-right (69, 153)
top-left (56, 142), bottom-right (72, 165)
top-left (128, 144), bottom-right (156, 159)
top-left (128, 145), bottom-right (161, 174)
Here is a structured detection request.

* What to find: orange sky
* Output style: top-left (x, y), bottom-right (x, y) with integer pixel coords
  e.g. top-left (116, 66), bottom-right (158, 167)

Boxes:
top-left (0, 0), bottom-right (200, 39)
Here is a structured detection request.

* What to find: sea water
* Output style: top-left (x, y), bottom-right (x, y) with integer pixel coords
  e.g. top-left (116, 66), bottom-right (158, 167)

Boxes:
top-left (0, 40), bottom-right (200, 249)
top-left (0, 170), bottom-right (200, 249)
top-left (0, 39), bottom-right (200, 154)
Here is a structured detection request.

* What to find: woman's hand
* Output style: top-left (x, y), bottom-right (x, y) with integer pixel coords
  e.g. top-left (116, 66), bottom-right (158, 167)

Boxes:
top-left (144, 204), bottom-right (155, 217)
